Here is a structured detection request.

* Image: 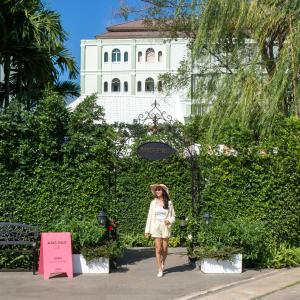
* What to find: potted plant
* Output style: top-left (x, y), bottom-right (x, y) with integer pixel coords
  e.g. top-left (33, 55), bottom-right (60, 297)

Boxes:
top-left (187, 216), bottom-right (268, 273)
top-left (52, 217), bottom-right (123, 274)
top-left (189, 245), bottom-right (242, 273)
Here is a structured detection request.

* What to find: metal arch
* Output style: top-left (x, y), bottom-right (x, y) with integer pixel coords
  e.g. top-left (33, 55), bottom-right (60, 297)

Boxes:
top-left (136, 100), bottom-right (201, 218)
top-left (137, 99), bottom-right (174, 131)
top-left (109, 100), bottom-right (202, 232)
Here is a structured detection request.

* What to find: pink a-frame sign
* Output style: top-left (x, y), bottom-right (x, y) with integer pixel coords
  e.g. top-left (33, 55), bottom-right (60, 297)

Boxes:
top-left (38, 232), bottom-right (73, 280)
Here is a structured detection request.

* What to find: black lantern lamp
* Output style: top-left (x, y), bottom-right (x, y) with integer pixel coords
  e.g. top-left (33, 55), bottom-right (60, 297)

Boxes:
top-left (204, 212), bottom-right (211, 225)
top-left (98, 210), bottom-right (107, 227)
top-left (179, 216), bottom-right (187, 229)
top-left (179, 216), bottom-right (187, 247)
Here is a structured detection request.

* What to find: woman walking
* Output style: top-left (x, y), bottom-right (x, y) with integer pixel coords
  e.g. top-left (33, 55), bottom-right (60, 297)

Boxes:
top-left (145, 184), bottom-right (176, 277)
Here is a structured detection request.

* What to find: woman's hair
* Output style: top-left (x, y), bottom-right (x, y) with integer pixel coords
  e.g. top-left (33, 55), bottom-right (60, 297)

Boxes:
top-left (162, 189), bottom-right (169, 210)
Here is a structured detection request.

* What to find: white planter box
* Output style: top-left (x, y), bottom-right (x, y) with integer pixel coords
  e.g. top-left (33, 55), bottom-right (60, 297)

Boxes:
top-left (72, 254), bottom-right (109, 274)
top-left (200, 254), bottom-right (242, 273)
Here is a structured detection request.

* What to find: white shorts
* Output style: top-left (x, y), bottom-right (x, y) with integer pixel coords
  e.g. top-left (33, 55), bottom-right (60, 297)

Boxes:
top-left (151, 221), bottom-right (171, 239)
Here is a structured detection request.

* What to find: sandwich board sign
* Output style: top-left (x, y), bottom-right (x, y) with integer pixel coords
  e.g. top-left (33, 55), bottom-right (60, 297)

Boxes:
top-left (38, 232), bottom-right (73, 280)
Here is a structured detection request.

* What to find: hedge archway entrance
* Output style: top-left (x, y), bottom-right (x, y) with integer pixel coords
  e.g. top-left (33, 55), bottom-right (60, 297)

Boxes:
top-left (106, 100), bottom-right (202, 244)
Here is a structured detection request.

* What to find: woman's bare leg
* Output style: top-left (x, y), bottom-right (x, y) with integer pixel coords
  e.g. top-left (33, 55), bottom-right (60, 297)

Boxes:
top-left (155, 238), bottom-right (163, 271)
top-left (161, 238), bottom-right (169, 267)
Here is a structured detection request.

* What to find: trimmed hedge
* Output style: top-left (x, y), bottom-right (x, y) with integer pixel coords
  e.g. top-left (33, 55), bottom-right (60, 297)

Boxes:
top-left (198, 119), bottom-right (300, 245)
top-left (0, 93), bottom-right (299, 251)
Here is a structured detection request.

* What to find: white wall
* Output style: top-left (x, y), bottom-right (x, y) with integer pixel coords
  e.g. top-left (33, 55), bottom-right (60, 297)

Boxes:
top-left (170, 42), bottom-right (188, 70)
top-left (85, 46), bottom-right (98, 71)
top-left (78, 37), bottom-right (191, 123)
top-left (81, 38), bottom-right (187, 95)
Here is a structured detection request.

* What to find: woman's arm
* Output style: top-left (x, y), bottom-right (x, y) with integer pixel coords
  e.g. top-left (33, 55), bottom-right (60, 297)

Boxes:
top-left (166, 201), bottom-right (175, 225)
top-left (145, 201), bottom-right (153, 234)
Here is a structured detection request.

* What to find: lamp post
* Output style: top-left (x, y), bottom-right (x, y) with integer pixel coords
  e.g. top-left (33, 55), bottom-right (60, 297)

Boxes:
top-left (203, 212), bottom-right (211, 225)
top-left (98, 210), bottom-right (107, 227)
top-left (179, 217), bottom-right (187, 247)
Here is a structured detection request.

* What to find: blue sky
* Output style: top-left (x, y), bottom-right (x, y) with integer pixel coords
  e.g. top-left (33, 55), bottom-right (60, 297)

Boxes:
top-left (45, 0), bottom-right (141, 83)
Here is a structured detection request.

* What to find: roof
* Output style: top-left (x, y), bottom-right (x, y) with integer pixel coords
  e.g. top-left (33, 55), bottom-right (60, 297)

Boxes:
top-left (96, 20), bottom-right (169, 39)
top-left (106, 20), bottom-right (152, 32)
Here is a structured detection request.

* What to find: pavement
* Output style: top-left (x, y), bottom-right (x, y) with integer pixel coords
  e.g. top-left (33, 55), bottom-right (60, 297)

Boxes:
top-left (0, 247), bottom-right (299, 300)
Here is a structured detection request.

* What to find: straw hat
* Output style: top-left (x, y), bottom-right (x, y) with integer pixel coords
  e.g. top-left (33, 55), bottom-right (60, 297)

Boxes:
top-left (150, 184), bottom-right (169, 196)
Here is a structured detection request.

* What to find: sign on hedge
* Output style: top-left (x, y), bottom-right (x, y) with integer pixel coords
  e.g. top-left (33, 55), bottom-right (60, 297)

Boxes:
top-left (137, 141), bottom-right (176, 160)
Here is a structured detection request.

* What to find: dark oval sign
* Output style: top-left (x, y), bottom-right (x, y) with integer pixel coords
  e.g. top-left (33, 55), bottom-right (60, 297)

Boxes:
top-left (137, 142), bottom-right (176, 160)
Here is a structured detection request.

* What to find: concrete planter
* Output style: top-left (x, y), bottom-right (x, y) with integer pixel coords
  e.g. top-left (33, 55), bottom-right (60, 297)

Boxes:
top-left (200, 254), bottom-right (242, 273)
top-left (72, 254), bottom-right (109, 274)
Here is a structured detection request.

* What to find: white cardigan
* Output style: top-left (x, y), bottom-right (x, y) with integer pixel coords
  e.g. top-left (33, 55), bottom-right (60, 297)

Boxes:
top-left (145, 199), bottom-right (176, 235)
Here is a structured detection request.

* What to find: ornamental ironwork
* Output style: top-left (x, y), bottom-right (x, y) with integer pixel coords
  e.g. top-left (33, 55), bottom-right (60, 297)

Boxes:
top-left (137, 99), bottom-right (174, 132)
top-left (0, 222), bottom-right (39, 245)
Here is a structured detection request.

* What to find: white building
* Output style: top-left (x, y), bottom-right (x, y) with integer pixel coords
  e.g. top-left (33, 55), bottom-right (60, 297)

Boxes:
top-left (69, 20), bottom-right (191, 124)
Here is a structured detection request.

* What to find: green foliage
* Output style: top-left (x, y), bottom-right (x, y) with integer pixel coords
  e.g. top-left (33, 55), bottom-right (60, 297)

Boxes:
top-left (0, 93), bottom-right (113, 229)
top-left (119, 233), bottom-right (154, 247)
top-left (188, 217), bottom-right (269, 265)
top-left (51, 217), bottom-right (123, 261)
top-left (82, 241), bottom-right (123, 262)
top-left (265, 243), bottom-right (300, 268)
top-left (0, 248), bottom-right (32, 269)
top-left (112, 152), bottom-right (192, 234)
top-left (1, 88), bottom-right (300, 270)
top-left (0, 0), bottom-right (79, 108)
top-left (127, 1), bottom-right (300, 139)
top-left (51, 218), bottom-right (107, 254)
top-left (119, 233), bottom-right (180, 248)
top-left (168, 236), bottom-right (181, 248)
top-left (191, 245), bottom-right (240, 261)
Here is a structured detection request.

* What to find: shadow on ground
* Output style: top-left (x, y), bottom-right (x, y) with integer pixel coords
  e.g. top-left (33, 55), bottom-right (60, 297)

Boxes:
top-left (117, 248), bottom-right (155, 266)
top-left (113, 247), bottom-right (193, 274)
top-left (164, 264), bottom-right (194, 274)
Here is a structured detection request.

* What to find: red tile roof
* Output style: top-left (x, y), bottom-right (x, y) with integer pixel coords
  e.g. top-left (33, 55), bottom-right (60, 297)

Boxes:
top-left (96, 20), bottom-right (165, 39)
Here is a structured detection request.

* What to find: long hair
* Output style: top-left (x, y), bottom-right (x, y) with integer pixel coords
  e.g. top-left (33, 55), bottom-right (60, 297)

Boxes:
top-left (162, 189), bottom-right (169, 210)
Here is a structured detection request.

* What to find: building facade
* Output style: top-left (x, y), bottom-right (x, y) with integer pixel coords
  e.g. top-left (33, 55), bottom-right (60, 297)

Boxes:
top-left (69, 20), bottom-right (191, 124)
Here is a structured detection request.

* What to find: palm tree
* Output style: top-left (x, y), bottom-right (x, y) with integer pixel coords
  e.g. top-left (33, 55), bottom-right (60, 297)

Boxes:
top-left (0, 0), bottom-right (79, 110)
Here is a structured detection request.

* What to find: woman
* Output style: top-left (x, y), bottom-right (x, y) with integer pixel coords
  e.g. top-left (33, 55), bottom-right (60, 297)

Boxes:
top-left (145, 183), bottom-right (176, 277)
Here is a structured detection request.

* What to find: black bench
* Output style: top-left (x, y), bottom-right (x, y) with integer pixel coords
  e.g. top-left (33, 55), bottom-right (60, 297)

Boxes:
top-left (0, 222), bottom-right (39, 274)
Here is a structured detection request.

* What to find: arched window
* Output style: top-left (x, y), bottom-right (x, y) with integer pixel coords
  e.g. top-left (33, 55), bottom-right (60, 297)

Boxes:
top-left (158, 51), bottom-right (162, 62)
top-left (112, 48), bottom-right (121, 62)
top-left (124, 81), bottom-right (128, 92)
top-left (137, 81), bottom-right (142, 92)
top-left (145, 77), bottom-right (154, 92)
top-left (138, 51), bottom-right (142, 63)
top-left (157, 80), bottom-right (162, 92)
top-left (146, 48), bottom-right (155, 63)
top-left (104, 81), bottom-right (108, 92)
top-left (104, 52), bottom-right (108, 62)
top-left (111, 78), bottom-right (120, 92)
top-left (124, 51), bottom-right (128, 62)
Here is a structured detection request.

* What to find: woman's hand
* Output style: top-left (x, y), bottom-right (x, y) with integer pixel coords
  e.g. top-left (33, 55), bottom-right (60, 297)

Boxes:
top-left (144, 233), bottom-right (150, 238)
top-left (164, 220), bottom-right (171, 226)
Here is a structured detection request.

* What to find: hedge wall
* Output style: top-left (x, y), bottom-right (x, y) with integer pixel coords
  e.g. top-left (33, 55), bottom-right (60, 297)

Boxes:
top-left (0, 93), bottom-right (299, 247)
top-left (198, 117), bottom-right (300, 246)
top-left (111, 154), bottom-right (192, 234)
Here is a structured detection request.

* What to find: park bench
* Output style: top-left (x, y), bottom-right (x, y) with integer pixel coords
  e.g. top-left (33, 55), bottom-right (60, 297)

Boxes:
top-left (0, 222), bottom-right (39, 274)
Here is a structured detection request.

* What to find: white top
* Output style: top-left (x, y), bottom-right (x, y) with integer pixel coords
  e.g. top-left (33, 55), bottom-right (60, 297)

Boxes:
top-left (155, 205), bottom-right (168, 222)
top-left (145, 199), bottom-right (176, 235)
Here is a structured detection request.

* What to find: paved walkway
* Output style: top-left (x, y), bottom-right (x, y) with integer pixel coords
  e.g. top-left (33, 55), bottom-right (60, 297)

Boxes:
top-left (0, 247), bottom-right (299, 300)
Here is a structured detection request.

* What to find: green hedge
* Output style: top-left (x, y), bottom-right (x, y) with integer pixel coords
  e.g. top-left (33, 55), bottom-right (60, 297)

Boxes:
top-left (0, 92), bottom-right (299, 253)
top-left (198, 119), bottom-right (300, 245)
top-left (112, 154), bottom-right (192, 234)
